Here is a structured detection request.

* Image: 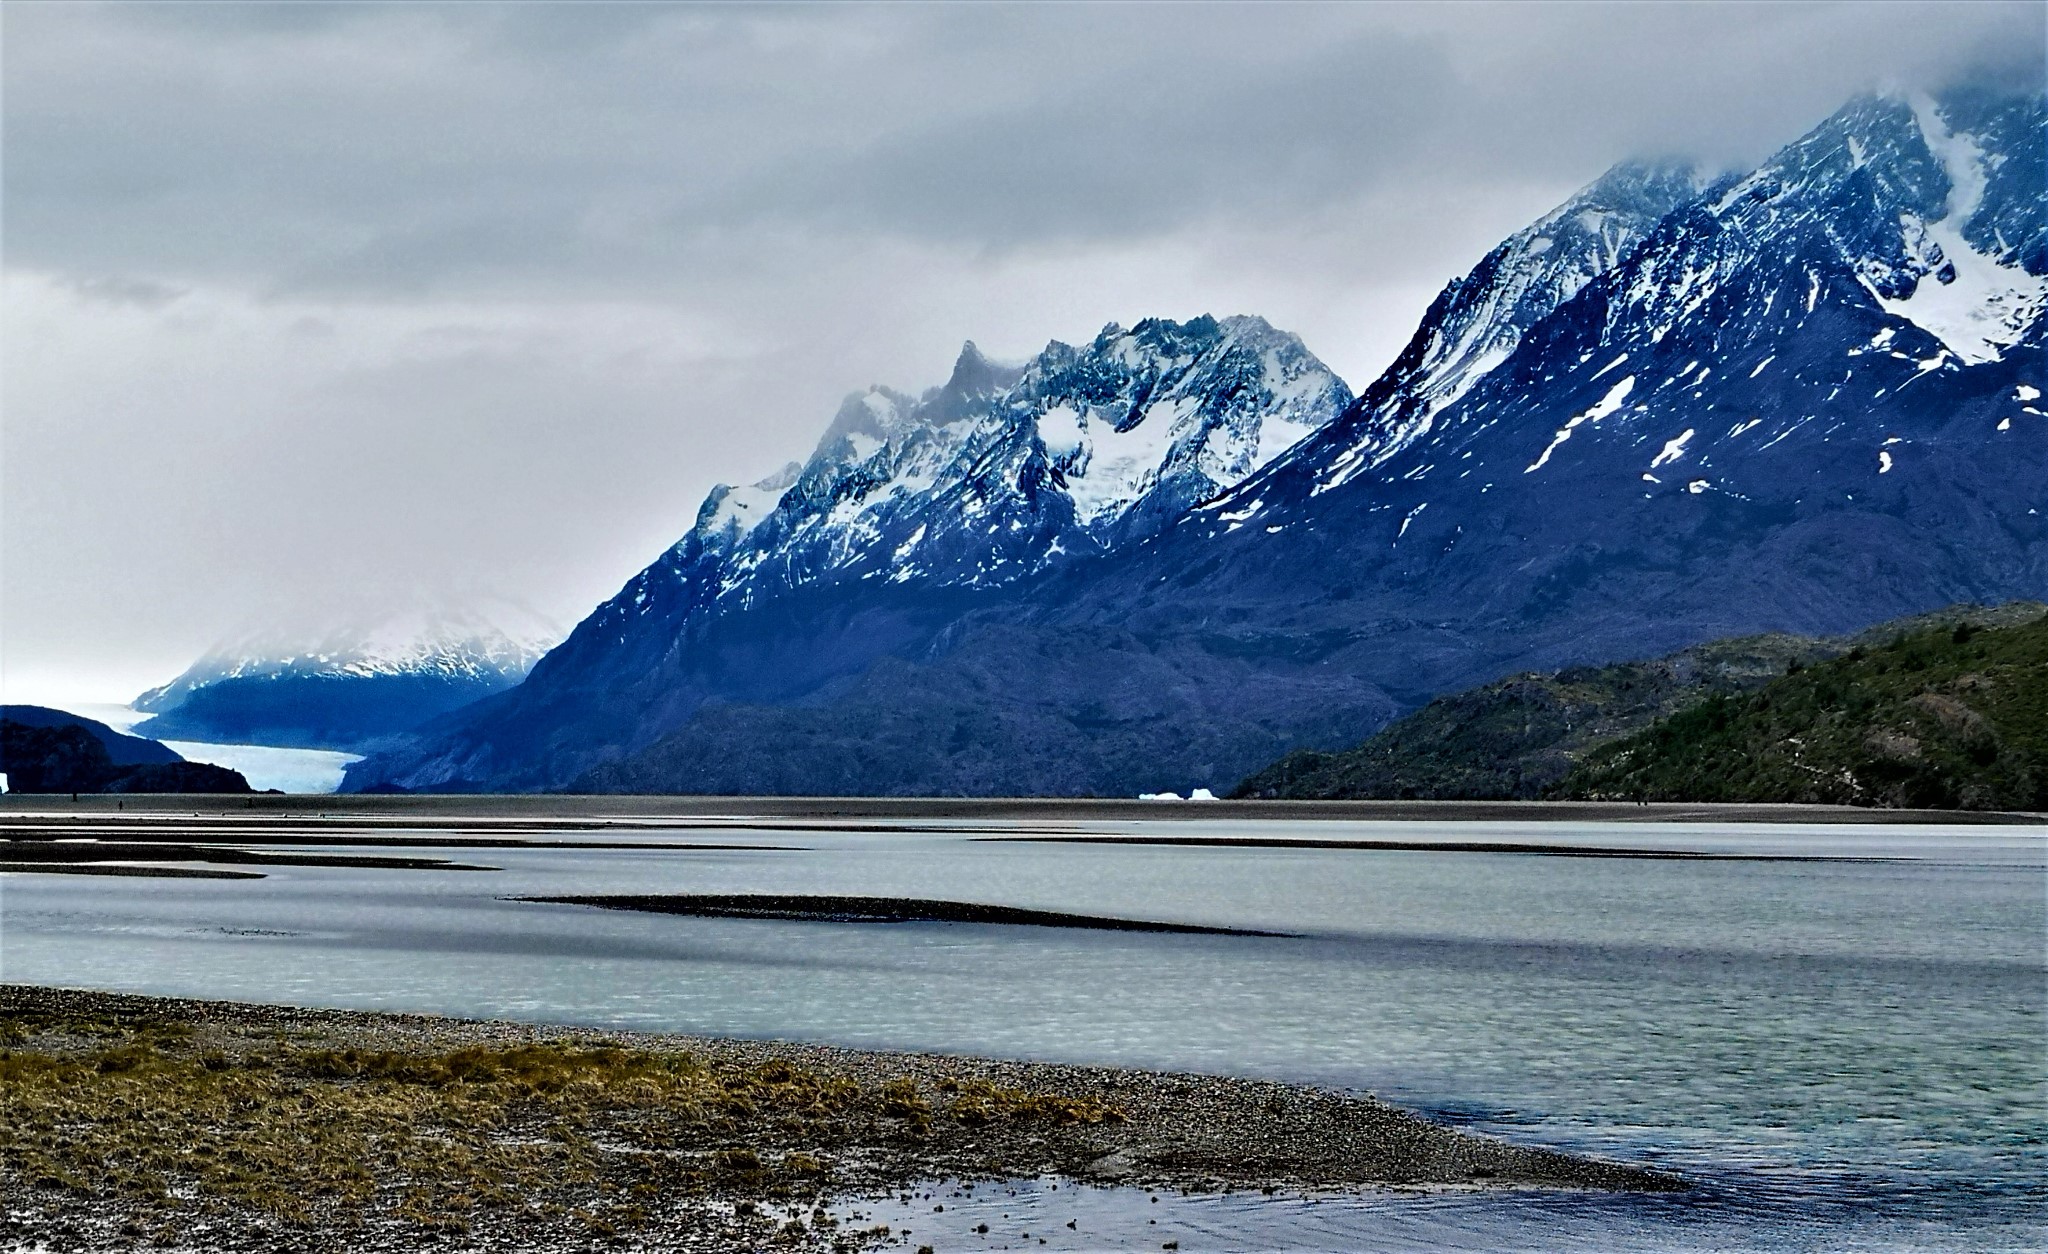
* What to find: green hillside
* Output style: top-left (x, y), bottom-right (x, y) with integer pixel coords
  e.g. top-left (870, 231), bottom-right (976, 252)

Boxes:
top-left (1232, 602), bottom-right (2046, 806)
top-left (1555, 615), bottom-right (2048, 810)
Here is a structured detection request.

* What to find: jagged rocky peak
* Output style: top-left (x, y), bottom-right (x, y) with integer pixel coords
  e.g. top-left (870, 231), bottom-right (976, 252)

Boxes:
top-left (1447, 159), bottom-right (1716, 356)
top-left (1022, 315), bottom-right (1353, 535)
top-left (1423, 86), bottom-right (2038, 490)
top-left (1400, 158), bottom-right (1716, 408)
top-left (663, 314), bottom-right (1351, 596)
top-left (1191, 82), bottom-right (2045, 546)
top-left (694, 460), bottom-right (802, 553)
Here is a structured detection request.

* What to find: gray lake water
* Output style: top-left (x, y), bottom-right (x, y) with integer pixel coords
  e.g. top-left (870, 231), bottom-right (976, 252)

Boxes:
top-left (2, 818), bottom-right (2043, 1252)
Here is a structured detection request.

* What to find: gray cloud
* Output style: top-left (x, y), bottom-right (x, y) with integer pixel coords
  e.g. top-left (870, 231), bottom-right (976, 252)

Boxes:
top-left (9, 3), bottom-right (2039, 292)
top-left (1, 1), bottom-right (2040, 700)
top-left (62, 275), bottom-right (191, 309)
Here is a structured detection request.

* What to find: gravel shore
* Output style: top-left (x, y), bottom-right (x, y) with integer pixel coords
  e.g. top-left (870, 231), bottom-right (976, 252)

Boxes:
top-left (2, 985), bottom-right (1682, 1252)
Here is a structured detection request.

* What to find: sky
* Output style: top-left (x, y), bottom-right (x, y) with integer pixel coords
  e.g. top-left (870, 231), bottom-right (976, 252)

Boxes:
top-left (3, 1), bottom-right (2042, 703)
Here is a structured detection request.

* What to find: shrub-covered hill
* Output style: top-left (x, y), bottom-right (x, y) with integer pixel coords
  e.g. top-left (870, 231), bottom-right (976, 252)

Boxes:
top-left (1555, 615), bottom-right (2048, 810)
top-left (1232, 603), bottom-right (2046, 803)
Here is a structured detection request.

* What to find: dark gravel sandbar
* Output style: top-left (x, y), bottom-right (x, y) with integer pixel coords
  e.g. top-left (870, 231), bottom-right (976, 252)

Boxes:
top-left (1, 985), bottom-right (1684, 1253)
top-left (518, 893), bottom-right (1299, 936)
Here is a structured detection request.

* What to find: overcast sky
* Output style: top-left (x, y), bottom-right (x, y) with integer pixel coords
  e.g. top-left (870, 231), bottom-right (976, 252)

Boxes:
top-left (3, 1), bottom-right (2041, 703)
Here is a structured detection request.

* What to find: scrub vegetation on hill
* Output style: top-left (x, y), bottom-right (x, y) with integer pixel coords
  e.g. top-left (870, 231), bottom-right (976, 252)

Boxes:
top-left (1234, 603), bottom-right (2046, 808)
top-left (1557, 615), bottom-right (2048, 810)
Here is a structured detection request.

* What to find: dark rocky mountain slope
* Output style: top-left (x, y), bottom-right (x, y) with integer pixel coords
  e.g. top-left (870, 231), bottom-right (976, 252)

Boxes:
top-left (349, 88), bottom-right (2046, 798)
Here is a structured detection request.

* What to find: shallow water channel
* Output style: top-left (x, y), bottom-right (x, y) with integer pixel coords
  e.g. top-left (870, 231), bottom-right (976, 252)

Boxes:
top-left (2, 818), bottom-right (2042, 1251)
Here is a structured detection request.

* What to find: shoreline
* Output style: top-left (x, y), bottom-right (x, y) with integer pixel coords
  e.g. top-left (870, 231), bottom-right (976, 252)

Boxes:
top-left (4, 791), bottom-right (2043, 825)
top-left (1, 984), bottom-right (1683, 1252)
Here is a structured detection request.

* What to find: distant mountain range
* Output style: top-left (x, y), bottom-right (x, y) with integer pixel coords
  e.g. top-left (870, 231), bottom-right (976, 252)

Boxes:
top-left (135, 612), bottom-right (556, 753)
top-left (346, 86), bottom-right (2047, 798)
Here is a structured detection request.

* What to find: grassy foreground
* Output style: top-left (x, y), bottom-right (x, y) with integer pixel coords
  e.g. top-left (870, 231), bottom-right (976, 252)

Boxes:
top-left (1, 986), bottom-right (1679, 1252)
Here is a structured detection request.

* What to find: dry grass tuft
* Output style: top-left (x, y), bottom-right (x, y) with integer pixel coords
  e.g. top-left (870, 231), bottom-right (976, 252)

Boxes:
top-left (0, 1008), bottom-right (1112, 1244)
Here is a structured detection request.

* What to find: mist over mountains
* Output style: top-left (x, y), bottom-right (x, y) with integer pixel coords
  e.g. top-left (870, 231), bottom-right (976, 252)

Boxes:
top-left (133, 612), bottom-right (557, 754)
top-left (343, 87), bottom-right (2046, 797)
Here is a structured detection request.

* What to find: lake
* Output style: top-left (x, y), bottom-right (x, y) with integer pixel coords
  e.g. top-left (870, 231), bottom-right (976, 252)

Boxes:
top-left (1, 817), bottom-right (2042, 1251)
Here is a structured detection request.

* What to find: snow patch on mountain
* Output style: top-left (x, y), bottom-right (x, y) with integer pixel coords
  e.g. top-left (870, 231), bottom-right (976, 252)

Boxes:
top-left (1527, 376), bottom-right (1636, 472)
top-left (1865, 96), bottom-right (2048, 364)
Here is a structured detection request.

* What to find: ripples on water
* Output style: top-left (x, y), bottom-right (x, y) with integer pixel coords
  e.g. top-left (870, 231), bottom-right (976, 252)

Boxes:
top-left (1, 819), bottom-right (2042, 1251)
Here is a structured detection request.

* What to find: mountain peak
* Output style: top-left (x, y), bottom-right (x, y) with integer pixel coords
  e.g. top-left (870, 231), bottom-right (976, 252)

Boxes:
top-left (344, 86), bottom-right (2047, 800)
top-left (943, 339), bottom-right (1014, 399)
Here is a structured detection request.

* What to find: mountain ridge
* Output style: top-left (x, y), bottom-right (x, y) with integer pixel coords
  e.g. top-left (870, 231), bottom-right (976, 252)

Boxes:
top-left (348, 85), bottom-right (2046, 798)
top-left (345, 315), bottom-right (1354, 791)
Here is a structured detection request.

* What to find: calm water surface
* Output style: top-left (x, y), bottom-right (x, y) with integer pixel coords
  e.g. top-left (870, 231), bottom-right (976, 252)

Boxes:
top-left (2, 819), bottom-right (2042, 1251)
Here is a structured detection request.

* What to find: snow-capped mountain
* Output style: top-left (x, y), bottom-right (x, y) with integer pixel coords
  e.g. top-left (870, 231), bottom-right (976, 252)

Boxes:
top-left (135, 611), bottom-right (558, 753)
top-left (342, 317), bottom-right (1350, 791)
top-left (347, 85), bottom-right (2044, 798)
top-left (1188, 88), bottom-right (2043, 548)
top-left (1296, 159), bottom-right (1718, 499)
top-left (611, 315), bottom-right (1347, 615)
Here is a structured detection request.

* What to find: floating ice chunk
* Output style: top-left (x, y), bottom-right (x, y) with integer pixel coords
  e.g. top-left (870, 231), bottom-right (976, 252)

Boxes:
top-left (1138, 792), bottom-right (1183, 802)
top-left (1650, 429), bottom-right (1696, 468)
top-left (1188, 788), bottom-right (1218, 802)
